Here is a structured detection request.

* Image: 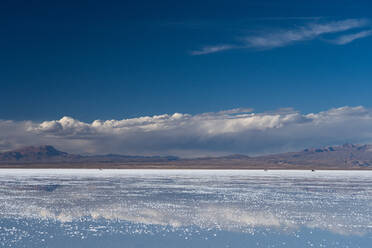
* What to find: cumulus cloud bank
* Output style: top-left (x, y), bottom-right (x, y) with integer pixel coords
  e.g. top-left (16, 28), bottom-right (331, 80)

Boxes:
top-left (2, 106), bottom-right (372, 157)
top-left (192, 18), bottom-right (371, 55)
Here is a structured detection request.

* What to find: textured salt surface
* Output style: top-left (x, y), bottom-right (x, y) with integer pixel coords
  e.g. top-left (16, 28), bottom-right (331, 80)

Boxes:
top-left (0, 169), bottom-right (371, 247)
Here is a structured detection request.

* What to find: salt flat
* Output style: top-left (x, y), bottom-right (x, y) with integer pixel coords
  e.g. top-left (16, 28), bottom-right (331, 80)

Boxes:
top-left (0, 169), bottom-right (371, 247)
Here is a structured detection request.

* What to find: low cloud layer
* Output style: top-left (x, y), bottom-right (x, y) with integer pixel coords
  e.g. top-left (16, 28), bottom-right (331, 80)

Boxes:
top-left (192, 19), bottom-right (372, 55)
top-left (1, 106), bottom-right (372, 157)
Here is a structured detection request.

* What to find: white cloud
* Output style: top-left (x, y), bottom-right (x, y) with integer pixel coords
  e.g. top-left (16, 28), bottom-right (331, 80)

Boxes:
top-left (2, 106), bottom-right (372, 157)
top-left (331, 29), bottom-right (372, 45)
top-left (192, 19), bottom-right (371, 54)
top-left (190, 45), bottom-right (237, 55)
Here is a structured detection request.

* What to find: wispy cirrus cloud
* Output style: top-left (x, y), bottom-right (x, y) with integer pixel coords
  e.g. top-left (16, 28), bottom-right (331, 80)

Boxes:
top-left (190, 45), bottom-right (237, 55)
top-left (2, 106), bottom-right (372, 157)
top-left (330, 29), bottom-right (372, 45)
top-left (191, 18), bottom-right (371, 55)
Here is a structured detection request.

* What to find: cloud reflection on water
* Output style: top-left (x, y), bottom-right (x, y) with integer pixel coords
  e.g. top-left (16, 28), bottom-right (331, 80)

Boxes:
top-left (0, 170), bottom-right (371, 237)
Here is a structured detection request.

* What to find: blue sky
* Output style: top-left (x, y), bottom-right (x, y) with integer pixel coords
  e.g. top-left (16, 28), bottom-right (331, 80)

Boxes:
top-left (1, 1), bottom-right (372, 155)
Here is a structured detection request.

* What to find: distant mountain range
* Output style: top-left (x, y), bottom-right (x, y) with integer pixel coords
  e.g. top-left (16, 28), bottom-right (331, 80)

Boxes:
top-left (0, 144), bottom-right (371, 169)
top-left (0, 145), bottom-right (178, 163)
top-left (0, 145), bottom-right (77, 162)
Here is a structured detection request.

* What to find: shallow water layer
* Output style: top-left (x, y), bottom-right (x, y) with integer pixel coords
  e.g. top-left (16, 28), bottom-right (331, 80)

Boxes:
top-left (0, 169), bottom-right (371, 247)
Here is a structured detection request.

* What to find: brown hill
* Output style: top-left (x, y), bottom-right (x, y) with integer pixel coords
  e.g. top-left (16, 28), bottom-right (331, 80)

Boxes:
top-left (0, 143), bottom-right (371, 169)
top-left (252, 143), bottom-right (372, 168)
top-left (0, 145), bottom-right (78, 162)
top-left (169, 143), bottom-right (372, 169)
top-left (0, 145), bottom-right (178, 163)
